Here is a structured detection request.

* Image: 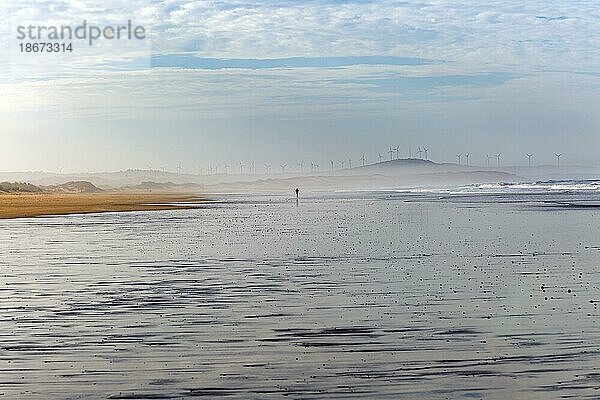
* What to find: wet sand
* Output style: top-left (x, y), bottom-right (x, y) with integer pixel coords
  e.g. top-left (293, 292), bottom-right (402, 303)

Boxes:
top-left (1, 190), bottom-right (599, 399)
top-left (0, 193), bottom-right (201, 219)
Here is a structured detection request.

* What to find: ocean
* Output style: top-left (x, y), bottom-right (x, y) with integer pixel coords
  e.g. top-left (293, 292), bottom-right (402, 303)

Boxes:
top-left (1, 183), bottom-right (599, 399)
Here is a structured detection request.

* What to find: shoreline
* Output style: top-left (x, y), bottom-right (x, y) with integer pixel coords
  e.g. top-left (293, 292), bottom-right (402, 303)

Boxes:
top-left (0, 193), bottom-right (202, 219)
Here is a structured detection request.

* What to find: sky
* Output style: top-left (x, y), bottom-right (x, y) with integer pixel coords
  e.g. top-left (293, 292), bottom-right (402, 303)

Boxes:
top-left (0, 0), bottom-right (599, 173)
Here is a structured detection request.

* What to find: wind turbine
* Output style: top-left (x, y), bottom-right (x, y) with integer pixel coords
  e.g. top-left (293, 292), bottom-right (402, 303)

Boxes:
top-left (264, 163), bottom-right (271, 174)
top-left (554, 153), bottom-right (562, 168)
top-left (485, 154), bottom-right (492, 167)
top-left (495, 153), bottom-right (501, 166)
top-left (251, 162), bottom-right (256, 175)
top-left (456, 153), bottom-right (462, 165)
top-left (339, 160), bottom-right (345, 169)
top-left (239, 162), bottom-right (245, 174)
top-left (417, 147), bottom-right (423, 159)
top-left (526, 153), bottom-right (533, 167)
top-left (394, 146), bottom-right (400, 159)
top-left (464, 153), bottom-right (470, 166)
top-left (280, 163), bottom-right (287, 174)
top-left (409, 148), bottom-right (412, 158)
top-left (423, 147), bottom-right (429, 160)
top-left (360, 154), bottom-right (366, 166)
top-left (330, 160), bottom-right (335, 171)
top-left (348, 158), bottom-right (352, 169)
top-left (224, 163), bottom-right (229, 174)
top-left (378, 153), bottom-right (383, 163)
top-left (388, 147), bottom-right (394, 161)
top-left (299, 160), bottom-right (305, 172)
top-left (177, 163), bottom-right (182, 175)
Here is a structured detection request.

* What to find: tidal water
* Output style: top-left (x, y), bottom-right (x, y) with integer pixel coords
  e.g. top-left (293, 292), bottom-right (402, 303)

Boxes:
top-left (1, 190), bottom-right (600, 399)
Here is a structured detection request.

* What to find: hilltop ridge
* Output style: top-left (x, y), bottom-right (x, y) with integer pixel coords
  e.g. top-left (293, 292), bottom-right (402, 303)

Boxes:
top-left (0, 181), bottom-right (103, 194)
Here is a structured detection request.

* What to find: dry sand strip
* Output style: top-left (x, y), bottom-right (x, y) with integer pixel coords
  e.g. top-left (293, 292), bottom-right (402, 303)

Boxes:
top-left (0, 193), bottom-right (202, 219)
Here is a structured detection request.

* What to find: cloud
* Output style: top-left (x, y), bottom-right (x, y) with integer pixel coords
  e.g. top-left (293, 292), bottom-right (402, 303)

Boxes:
top-left (0, 1), bottom-right (599, 171)
top-left (0, 65), bottom-right (528, 123)
top-left (2, 0), bottom-right (599, 81)
top-left (148, 54), bottom-right (433, 69)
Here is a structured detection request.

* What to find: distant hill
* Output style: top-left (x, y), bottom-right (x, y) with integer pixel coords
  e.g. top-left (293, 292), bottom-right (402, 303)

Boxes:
top-left (352, 158), bottom-right (471, 174)
top-left (0, 182), bottom-right (43, 194)
top-left (1, 159), bottom-right (597, 191)
top-left (0, 181), bottom-right (102, 194)
top-left (46, 181), bottom-right (103, 193)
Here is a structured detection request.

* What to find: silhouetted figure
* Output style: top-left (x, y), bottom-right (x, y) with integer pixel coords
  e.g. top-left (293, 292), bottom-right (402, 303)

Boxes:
top-left (295, 188), bottom-right (299, 198)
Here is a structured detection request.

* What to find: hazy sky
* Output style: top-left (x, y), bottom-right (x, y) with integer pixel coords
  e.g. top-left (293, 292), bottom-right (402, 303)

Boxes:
top-left (0, 0), bottom-right (599, 173)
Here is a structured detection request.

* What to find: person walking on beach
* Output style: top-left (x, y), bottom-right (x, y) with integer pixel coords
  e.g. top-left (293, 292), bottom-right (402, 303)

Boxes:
top-left (295, 188), bottom-right (299, 198)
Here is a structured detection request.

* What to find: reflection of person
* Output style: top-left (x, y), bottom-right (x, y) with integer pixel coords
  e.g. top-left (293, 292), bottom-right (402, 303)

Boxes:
top-left (295, 188), bottom-right (299, 198)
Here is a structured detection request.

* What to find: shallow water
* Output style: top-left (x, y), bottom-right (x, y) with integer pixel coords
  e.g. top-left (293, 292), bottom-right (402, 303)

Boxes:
top-left (1, 190), bottom-right (600, 399)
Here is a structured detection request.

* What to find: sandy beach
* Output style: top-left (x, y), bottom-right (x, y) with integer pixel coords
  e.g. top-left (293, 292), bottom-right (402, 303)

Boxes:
top-left (0, 193), bottom-right (200, 219)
